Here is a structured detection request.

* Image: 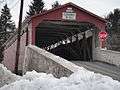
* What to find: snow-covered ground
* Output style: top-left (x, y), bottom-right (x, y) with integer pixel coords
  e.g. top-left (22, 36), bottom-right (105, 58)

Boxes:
top-left (0, 64), bottom-right (20, 87)
top-left (0, 64), bottom-right (120, 90)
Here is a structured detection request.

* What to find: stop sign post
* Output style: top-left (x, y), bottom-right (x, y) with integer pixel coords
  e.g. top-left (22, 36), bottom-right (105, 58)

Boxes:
top-left (98, 31), bottom-right (108, 48)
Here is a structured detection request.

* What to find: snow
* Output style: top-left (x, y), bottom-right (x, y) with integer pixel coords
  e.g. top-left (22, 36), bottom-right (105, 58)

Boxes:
top-left (0, 64), bottom-right (120, 90)
top-left (0, 64), bottom-right (20, 87)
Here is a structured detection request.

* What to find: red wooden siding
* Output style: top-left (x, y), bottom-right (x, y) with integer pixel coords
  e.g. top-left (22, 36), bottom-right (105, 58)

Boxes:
top-left (3, 3), bottom-right (106, 71)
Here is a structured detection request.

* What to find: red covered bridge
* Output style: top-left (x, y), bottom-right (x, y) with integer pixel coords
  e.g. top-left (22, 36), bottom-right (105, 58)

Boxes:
top-left (3, 2), bottom-right (106, 72)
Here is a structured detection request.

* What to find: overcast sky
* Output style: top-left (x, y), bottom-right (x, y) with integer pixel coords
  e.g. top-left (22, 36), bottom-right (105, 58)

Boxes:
top-left (0, 0), bottom-right (120, 27)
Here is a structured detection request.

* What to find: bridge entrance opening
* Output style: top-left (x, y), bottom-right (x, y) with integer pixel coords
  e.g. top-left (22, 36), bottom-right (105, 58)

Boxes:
top-left (35, 20), bottom-right (94, 61)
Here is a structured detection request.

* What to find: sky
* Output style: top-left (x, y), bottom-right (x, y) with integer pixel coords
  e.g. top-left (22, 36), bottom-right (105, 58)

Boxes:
top-left (0, 0), bottom-right (120, 27)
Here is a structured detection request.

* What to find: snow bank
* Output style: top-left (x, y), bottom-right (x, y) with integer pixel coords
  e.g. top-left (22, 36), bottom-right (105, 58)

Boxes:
top-left (0, 69), bottom-right (120, 90)
top-left (0, 64), bottom-right (20, 87)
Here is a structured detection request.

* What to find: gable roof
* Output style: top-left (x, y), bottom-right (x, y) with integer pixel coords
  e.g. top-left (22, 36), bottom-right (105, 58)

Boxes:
top-left (31, 2), bottom-right (106, 23)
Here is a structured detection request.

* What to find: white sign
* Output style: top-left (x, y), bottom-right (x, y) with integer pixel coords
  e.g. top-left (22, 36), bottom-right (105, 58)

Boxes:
top-left (62, 7), bottom-right (76, 20)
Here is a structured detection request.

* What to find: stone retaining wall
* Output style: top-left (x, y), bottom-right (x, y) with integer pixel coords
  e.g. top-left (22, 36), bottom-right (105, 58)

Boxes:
top-left (23, 45), bottom-right (82, 78)
top-left (94, 48), bottom-right (120, 67)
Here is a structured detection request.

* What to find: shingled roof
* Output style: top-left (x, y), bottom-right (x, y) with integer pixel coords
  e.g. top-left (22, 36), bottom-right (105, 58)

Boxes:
top-left (31, 2), bottom-right (106, 23)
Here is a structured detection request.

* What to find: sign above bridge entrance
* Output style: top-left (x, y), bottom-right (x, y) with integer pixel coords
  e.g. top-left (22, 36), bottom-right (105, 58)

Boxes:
top-left (62, 7), bottom-right (76, 20)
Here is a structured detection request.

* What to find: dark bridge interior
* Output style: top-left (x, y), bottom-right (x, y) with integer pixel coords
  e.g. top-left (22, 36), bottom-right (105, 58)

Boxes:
top-left (35, 20), bottom-right (94, 61)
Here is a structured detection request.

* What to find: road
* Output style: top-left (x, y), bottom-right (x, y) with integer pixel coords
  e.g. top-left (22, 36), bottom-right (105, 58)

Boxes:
top-left (71, 61), bottom-right (120, 81)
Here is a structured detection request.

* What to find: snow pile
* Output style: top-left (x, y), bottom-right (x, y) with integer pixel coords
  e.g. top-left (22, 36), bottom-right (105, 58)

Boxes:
top-left (0, 69), bottom-right (120, 90)
top-left (0, 64), bottom-right (20, 87)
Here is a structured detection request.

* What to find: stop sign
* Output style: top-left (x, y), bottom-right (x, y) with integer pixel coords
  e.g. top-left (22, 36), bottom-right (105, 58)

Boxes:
top-left (98, 31), bottom-right (108, 40)
top-left (98, 31), bottom-right (108, 48)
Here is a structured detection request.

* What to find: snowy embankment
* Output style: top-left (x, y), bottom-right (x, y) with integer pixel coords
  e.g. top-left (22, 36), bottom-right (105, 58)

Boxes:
top-left (0, 64), bottom-right (20, 87)
top-left (0, 64), bottom-right (120, 90)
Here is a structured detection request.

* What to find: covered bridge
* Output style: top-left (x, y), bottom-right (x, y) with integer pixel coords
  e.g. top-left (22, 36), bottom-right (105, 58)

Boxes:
top-left (3, 2), bottom-right (106, 72)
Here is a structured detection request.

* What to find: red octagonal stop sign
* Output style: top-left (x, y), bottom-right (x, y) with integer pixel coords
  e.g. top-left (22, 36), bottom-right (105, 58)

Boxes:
top-left (98, 31), bottom-right (108, 39)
